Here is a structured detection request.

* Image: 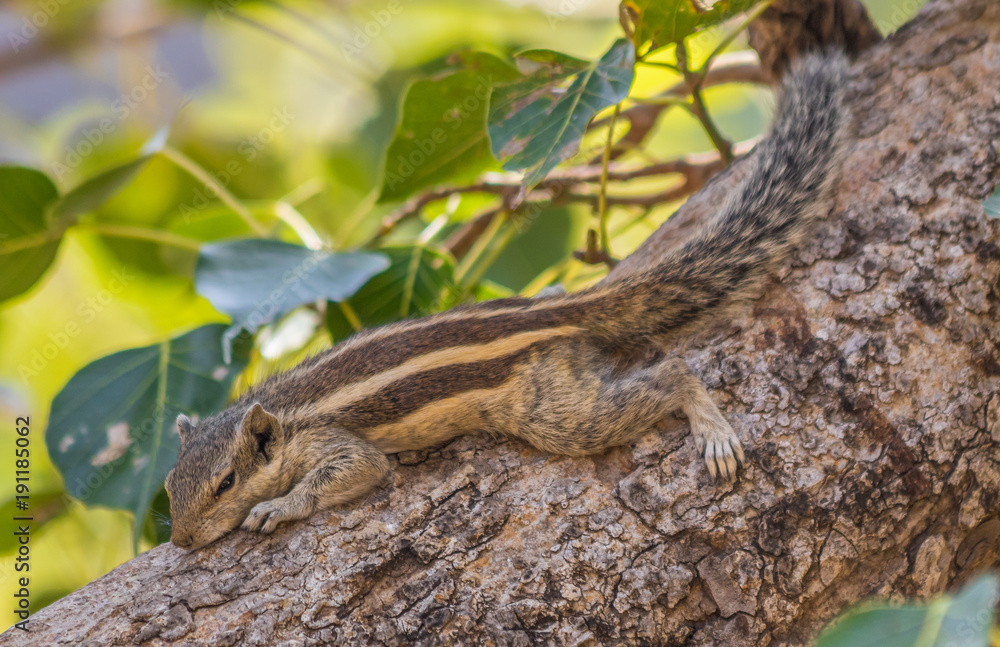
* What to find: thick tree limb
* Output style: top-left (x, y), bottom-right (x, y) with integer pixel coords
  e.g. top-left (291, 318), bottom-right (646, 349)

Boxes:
top-left (4, 0), bottom-right (1000, 645)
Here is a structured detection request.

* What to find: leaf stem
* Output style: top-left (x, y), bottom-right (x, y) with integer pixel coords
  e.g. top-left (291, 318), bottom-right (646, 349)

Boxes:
top-left (272, 201), bottom-right (324, 250)
top-left (676, 40), bottom-right (733, 164)
top-left (913, 597), bottom-right (951, 647)
top-left (455, 218), bottom-right (517, 303)
top-left (337, 301), bottom-right (364, 332)
top-left (160, 146), bottom-right (270, 237)
top-left (82, 223), bottom-right (203, 250)
top-left (0, 228), bottom-right (63, 254)
top-left (455, 210), bottom-right (507, 285)
top-left (597, 103), bottom-right (622, 261)
top-left (400, 244), bottom-right (424, 318)
top-left (689, 87), bottom-right (733, 163)
top-left (635, 59), bottom-right (680, 71)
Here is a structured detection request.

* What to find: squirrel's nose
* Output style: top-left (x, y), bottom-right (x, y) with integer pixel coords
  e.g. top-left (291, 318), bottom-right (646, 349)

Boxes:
top-left (172, 534), bottom-right (194, 549)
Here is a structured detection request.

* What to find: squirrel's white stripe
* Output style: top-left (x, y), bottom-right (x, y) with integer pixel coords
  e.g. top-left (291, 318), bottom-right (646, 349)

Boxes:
top-left (285, 325), bottom-right (582, 419)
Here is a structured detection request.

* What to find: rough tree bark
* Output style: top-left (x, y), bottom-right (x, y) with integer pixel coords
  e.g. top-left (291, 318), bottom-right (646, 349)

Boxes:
top-left (4, 0), bottom-right (1000, 645)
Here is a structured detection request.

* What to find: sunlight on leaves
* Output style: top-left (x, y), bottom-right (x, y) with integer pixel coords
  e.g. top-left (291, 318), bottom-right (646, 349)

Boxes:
top-left (0, 166), bottom-right (62, 303)
top-left (195, 239), bottom-right (389, 353)
top-left (325, 246), bottom-right (456, 342)
top-left (378, 52), bottom-right (519, 203)
top-left (488, 39), bottom-right (635, 190)
top-left (620, 0), bottom-right (759, 54)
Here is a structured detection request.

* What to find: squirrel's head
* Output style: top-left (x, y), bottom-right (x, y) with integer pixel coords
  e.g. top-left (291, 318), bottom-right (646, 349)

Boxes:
top-left (165, 403), bottom-right (288, 550)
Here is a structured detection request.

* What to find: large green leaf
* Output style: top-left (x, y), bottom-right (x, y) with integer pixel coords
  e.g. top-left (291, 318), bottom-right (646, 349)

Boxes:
top-left (816, 575), bottom-right (999, 647)
top-left (326, 245), bottom-right (456, 342)
top-left (46, 156), bottom-right (153, 228)
top-left (0, 166), bottom-right (62, 302)
top-left (196, 239), bottom-right (389, 335)
top-left (983, 184), bottom-right (1000, 219)
top-left (620, 0), bottom-right (758, 53)
top-left (378, 52), bottom-right (519, 203)
top-left (46, 324), bottom-right (252, 546)
top-left (488, 39), bottom-right (635, 190)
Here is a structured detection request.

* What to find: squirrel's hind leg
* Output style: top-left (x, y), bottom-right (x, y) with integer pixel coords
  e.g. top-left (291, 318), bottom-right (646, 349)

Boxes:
top-left (510, 347), bottom-right (744, 479)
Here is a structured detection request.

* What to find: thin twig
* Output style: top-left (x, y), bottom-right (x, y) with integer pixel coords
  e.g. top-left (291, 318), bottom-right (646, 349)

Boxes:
top-left (677, 40), bottom-right (734, 163)
top-left (370, 140), bottom-right (755, 246)
top-left (597, 103), bottom-right (622, 261)
top-left (696, 0), bottom-right (776, 74)
top-left (444, 208), bottom-right (502, 260)
top-left (160, 146), bottom-right (270, 237)
top-left (590, 52), bottom-right (764, 163)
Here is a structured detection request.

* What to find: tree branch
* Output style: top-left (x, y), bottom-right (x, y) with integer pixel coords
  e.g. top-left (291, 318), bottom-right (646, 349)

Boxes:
top-left (372, 140), bottom-right (757, 246)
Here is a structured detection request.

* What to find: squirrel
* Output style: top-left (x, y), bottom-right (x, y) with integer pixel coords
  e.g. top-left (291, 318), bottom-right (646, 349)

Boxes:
top-left (165, 52), bottom-right (850, 550)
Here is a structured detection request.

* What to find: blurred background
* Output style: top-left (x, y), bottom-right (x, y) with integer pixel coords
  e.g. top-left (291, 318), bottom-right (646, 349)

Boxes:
top-left (0, 0), bottom-right (926, 629)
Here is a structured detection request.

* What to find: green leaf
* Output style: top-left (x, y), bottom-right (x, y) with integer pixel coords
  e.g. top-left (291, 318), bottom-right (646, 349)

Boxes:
top-left (378, 52), bottom-right (519, 203)
top-left (141, 486), bottom-right (173, 547)
top-left (195, 239), bottom-right (389, 348)
top-left (168, 203), bottom-right (262, 242)
top-left (816, 575), bottom-right (999, 647)
top-left (488, 39), bottom-right (635, 189)
top-left (46, 156), bottom-right (153, 227)
top-left (621, 0), bottom-right (758, 53)
top-left (0, 166), bottom-right (62, 303)
top-left (45, 324), bottom-right (252, 547)
top-left (326, 245), bottom-right (456, 342)
top-left (983, 185), bottom-right (1000, 219)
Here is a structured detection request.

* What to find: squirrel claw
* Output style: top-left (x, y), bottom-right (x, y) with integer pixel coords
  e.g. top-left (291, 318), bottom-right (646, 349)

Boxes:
top-left (702, 434), bottom-right (743, 482)
top-left (242, 501), bottom-right (285, 534)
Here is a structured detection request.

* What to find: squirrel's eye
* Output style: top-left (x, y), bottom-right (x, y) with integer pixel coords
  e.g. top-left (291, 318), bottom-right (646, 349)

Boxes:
top-left (216, 472), bottom-right (235, 496)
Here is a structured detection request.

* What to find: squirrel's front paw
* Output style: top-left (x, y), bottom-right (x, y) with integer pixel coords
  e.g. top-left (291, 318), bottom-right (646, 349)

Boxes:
top-left (693, 419), bottom-right (745, 481)
top-left (241, 496), bottom-right (310, 534)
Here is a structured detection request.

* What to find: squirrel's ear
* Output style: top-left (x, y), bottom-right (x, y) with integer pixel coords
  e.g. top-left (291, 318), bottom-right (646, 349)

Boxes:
top-left (240, 403), bottom-right (283, 463)
top-left (176, 414), bottom-right (193, 444)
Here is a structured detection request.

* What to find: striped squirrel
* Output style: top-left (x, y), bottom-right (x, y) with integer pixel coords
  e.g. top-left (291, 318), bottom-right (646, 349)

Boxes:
top-left (166, 52), bottom-right (849, 550)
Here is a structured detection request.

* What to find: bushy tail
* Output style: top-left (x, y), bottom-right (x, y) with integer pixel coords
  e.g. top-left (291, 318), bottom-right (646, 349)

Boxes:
top-left (584, 51), bottom-right (850, 343)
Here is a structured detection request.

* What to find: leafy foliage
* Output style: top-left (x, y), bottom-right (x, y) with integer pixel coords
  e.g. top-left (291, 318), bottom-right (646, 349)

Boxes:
top-left (816, 575), bottom-right (999, 647)
top-left (46, 325), bottom-right (252, 547)
top-left (195, 239), bottom-right (389, 353)
top-left (621, 0), bottom-right (759, 53)
top-left (0, 0), bottom-right (778, 563)
top-left (326, 245), bottom-right (456, 342)
top-left (47, 156), bottom-right (154, 228)
top-left (488, 39), bottom-right (635, 189)
top-left (379, 52), bottom-right (519, 202)
top-left (0, 167), bottom-right (62, 302)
